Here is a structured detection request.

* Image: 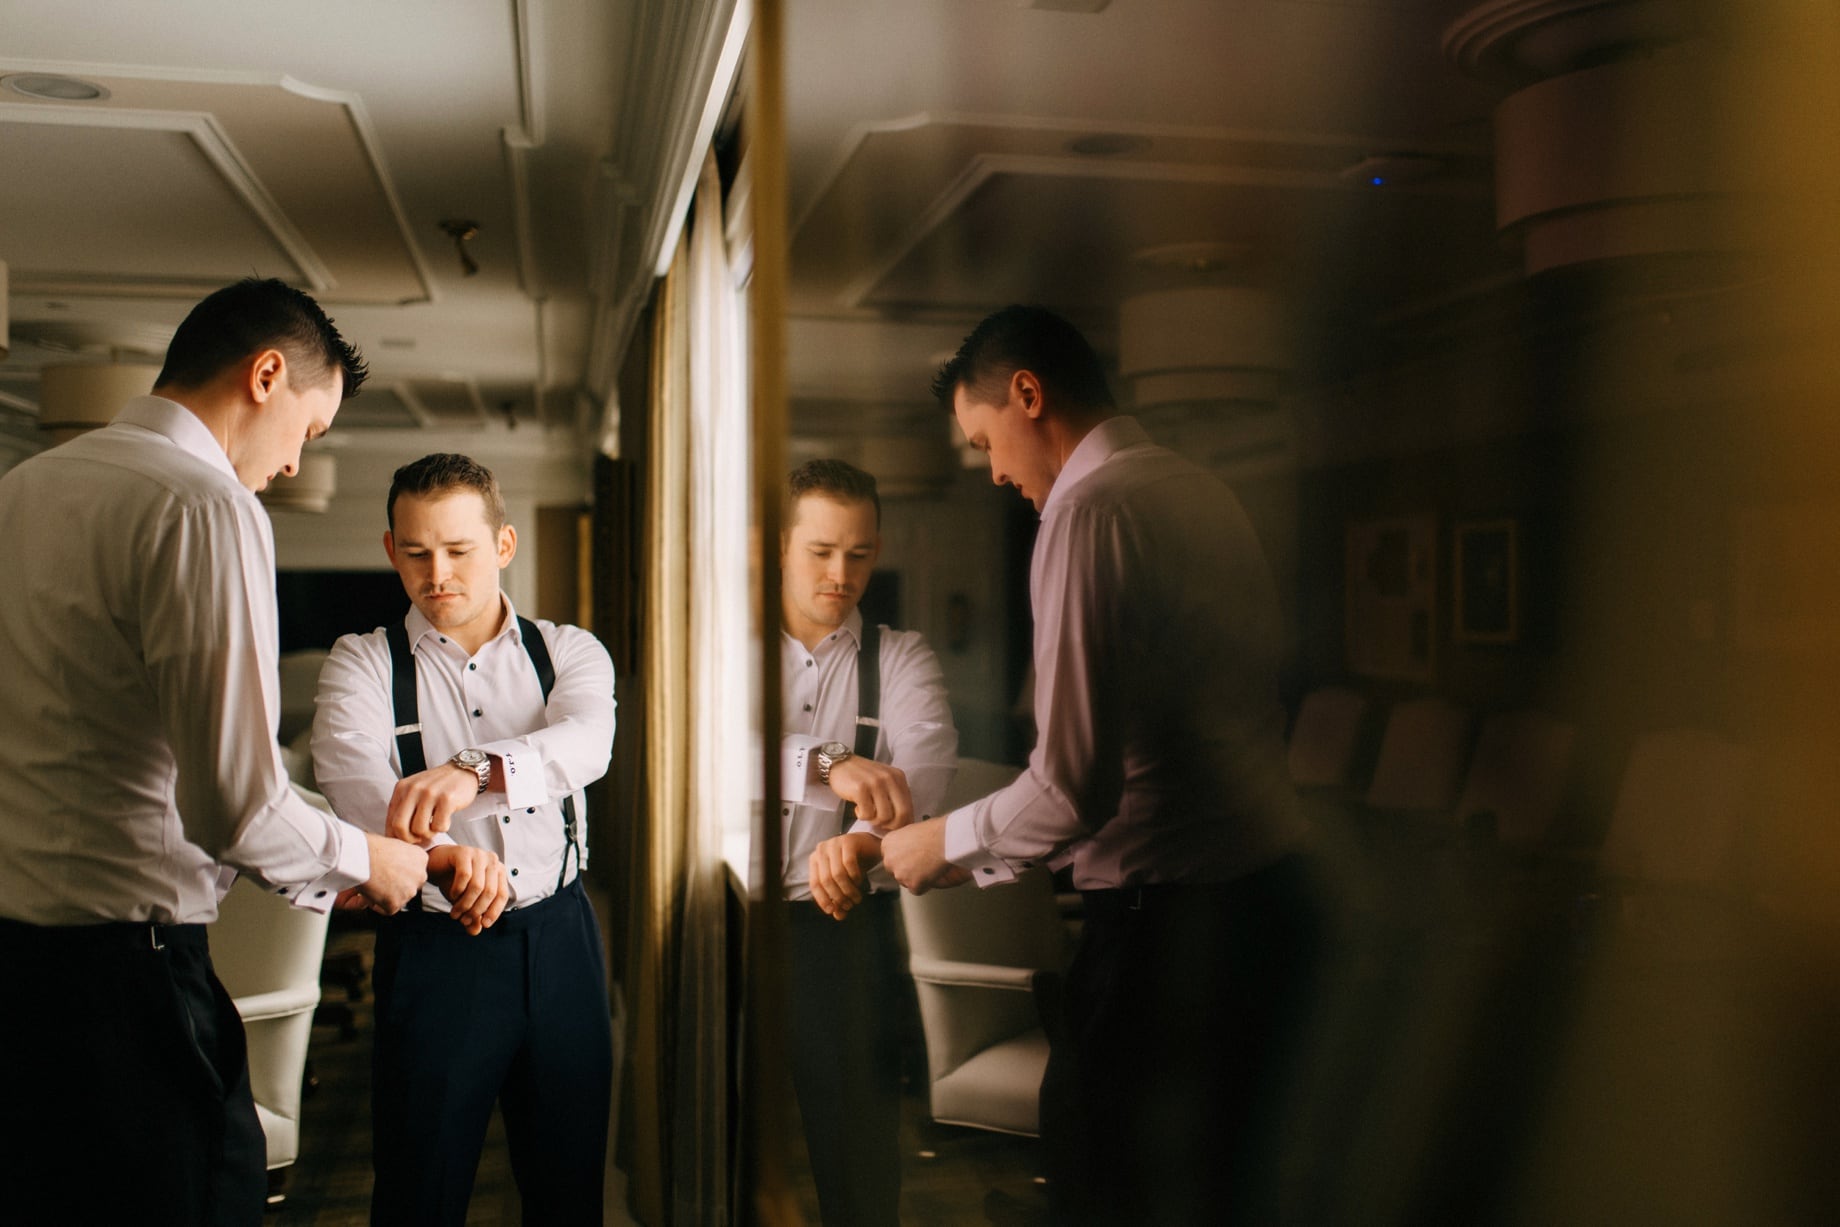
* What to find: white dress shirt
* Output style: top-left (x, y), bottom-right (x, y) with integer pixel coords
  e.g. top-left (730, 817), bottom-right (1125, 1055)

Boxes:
top-left (0, 396), bottom-right (369, 925)
top-left (312, 599), bottom-right (615, 910)
top-left (780, 609), bottom-right (957, 900)
top-left (945, 416), bottom-right (1306, 890)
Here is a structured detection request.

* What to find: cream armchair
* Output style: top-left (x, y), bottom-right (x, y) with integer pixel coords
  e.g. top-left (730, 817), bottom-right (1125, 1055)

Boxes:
top-left (899, 759), bottom-right (1068, 1137)
top-left (208, 774), bottom-right (334, 1198)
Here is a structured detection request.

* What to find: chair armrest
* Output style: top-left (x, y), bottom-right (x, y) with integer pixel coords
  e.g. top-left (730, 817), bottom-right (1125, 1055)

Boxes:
top-left (232, 984), bottom-right (323, 1023)
top-left (909, 956), bottom-right (1041, 991)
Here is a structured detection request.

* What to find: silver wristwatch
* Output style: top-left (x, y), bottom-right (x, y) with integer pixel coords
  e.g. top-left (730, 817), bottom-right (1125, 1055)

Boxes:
top-left (450, 748), bottom-right (491, 795)
top-left (815, 741), bottom-right (852, 786)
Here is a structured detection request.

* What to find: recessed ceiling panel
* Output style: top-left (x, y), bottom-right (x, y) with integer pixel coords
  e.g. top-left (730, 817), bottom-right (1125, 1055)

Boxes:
top-left (862, 170), bottom-right (1511, 325)
top-left (0, 120), bottom-right (302, 284)
top-left (0, 71), bottom-right (433, 304)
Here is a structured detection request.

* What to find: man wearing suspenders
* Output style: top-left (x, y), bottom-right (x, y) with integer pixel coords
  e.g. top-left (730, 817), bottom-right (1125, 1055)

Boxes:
top-left (777, 459), bottom-right (959, 1226)
top-left (311, 453), bottom-right (616, 1226)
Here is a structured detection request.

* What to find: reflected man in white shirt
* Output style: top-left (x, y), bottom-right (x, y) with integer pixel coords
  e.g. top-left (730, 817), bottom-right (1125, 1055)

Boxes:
top-left (777, 458), bottom-right (958, 1226)
top-left (883, 305), bottom-right (1322, 1225)
top-left (0, 278), bottom-right (428, 1227)
top-left (312, 453), bottom-right (616, 1226)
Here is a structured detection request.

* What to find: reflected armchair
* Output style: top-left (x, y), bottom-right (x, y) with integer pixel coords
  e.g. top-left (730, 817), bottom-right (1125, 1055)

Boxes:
top-left (899, 758), bottom-right (1067, 1137)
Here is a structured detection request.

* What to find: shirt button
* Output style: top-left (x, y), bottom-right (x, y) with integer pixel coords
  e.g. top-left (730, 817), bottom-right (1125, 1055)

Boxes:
top-left (1021, 861), bottom-right (1033, 868)
top-left (781, 807), bottom-right (789, 817)
top-left (472, 708), bottom-right (482, 717)
top-left (806, 659), bottom-right (813, 667)
top-left (981, 868), bottom-right (994, 875)
top-left (315, 889), bottom-right (328, 897)
top-left (468, 663), bottom-right (477, 671)
top-left (803, 704), bottom-right (811, 712)
top-left (274, 887), bottom-right (288, 895)
top-left (440, 637), bottom-right (448, 644)
top-left (526, 808), bottom-right (535, 814)
top-left (503, 815), bottom-right (511, 824)
top-left (510, 868), bottom-right (519, 877)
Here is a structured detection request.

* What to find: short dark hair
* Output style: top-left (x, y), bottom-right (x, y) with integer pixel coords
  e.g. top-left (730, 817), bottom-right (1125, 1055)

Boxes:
top-left (387, 453), bottom-right (507, 532)
top-left (787, 458), bottom-right (880, 529)
top-left (155, 278), bottom-right (367, 399)
top-left (930, 304), bottom-right (1113, 413)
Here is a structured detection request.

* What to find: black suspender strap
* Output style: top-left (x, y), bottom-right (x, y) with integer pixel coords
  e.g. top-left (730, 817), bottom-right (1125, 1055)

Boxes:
top-left (516, 616), bottom-right (582, 893)
top-left (841, 620), bottom-right (882, 834)
top-left (381, 618), bottom-right (582, 896)
top-left (384, 622), bottom-right (426, 775)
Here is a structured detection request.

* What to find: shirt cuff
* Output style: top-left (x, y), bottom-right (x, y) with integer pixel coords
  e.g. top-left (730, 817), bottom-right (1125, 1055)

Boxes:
top-left (282, 820), bottom-right (370, 913)
top-left (944, 807), bottom-right (1016, 888)
top-left (485, 744), bottom-right (546, 810)
top-left (782, 735), bottom-right (832, 808)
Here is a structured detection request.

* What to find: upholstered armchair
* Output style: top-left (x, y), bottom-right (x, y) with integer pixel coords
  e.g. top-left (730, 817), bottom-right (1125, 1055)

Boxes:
top-left (207, 781), bottom-right (334, 1202)
top-left (899, 758), bottom-right (1068, 1137)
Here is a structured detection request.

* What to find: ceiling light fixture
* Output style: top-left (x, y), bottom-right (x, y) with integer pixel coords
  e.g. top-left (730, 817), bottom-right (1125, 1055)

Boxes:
top-left (2, 73), bottom-right (110, 102)
top-left (37, 362), bottom-right (161, 442)
top-left (258, 451), bottom-right (338, 514)
top-left (439, 219), bottom-right (481, 277)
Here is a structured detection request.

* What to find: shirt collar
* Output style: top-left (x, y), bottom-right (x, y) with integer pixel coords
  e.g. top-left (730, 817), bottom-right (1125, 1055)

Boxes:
top-left (113, 395), bottom-right (245, 490)
top-left (404, 592), bottom-right (520, 652)
top-left (780, 606), bottom-right (864, 654)
top-left (1041, 415), bottom-right (1149, 515)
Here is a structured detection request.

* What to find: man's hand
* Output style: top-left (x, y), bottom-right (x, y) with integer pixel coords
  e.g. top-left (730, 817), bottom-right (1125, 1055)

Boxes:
top-left (826, 756), bottom-right (917, 832)
top-left (427, 844), bottom-right (510, 936)
top-left (385, 762), bottom-right (485, 843)
top-left (880, 818), bottom-right (971, 894)
top-left (351, 832), bottom-right (429, 913)
top-left (809, 831), bottom-right (882, 920)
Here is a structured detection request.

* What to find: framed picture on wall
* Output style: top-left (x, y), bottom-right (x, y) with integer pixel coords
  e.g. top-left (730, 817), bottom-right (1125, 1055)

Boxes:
top-left (1453, 519), bottom-right (1518, 645)
top-left (1345, 514), bottom-right (1436, 682)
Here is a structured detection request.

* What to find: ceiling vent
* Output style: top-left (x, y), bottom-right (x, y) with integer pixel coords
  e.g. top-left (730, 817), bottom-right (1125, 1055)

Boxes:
top-left (858, 431), bottom-right (957, 499)
top-left (1339, 154), bottom-right (1445, 188)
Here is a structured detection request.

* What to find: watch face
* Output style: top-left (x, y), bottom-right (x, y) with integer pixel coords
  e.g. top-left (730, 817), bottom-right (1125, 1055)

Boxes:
top-left (818, 742), bottom-right (850, 760)
top-left (455, 749), bottom-right (488, 766)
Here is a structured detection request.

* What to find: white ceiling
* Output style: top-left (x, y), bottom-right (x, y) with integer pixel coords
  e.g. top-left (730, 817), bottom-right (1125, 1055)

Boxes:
top-left (781, 0), bottom-right (1519, 424)
top-left (0, 0), bottom-right (1745, 461)
top-left (0, 0), bottom-right (736, 445)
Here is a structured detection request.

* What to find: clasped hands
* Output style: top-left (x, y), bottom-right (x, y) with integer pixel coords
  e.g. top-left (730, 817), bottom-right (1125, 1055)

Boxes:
top-left (337, 761), bottom-right (510, 936)
top-left (807, 757), bottom-right (969, 920)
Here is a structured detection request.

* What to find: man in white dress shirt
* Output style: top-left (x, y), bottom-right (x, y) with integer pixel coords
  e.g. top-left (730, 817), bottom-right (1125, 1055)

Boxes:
top-left (312, 452), bottom-right (616, 1226)
top-left (883, 305), bottom-right (1322, 1225)
top-left (777, 458), bottom-right (958, 1225)
top-left (0, 278), bottom-right (428, 1226)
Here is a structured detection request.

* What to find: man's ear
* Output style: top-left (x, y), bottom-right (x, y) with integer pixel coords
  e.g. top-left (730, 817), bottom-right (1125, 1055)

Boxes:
top-left (247, 349), bottom-right (286, 404)
top-left (382, 530), bottom-right (398, 567)
top-left (497, 524), bottom-right (518, 568)
top-left (1012, 369), bottom-right (1044, 420)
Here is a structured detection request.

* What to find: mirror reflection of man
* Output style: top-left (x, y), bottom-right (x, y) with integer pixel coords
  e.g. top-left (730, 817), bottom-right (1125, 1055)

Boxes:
top-left (312, 453), bottom-right (617, 1225)
top-left (0, 278), bottom-right (427, 1226)
top-left (777, 459), bottom-right (958, 1226)
top-left (883, 306), bottom-right (1323, 1225)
